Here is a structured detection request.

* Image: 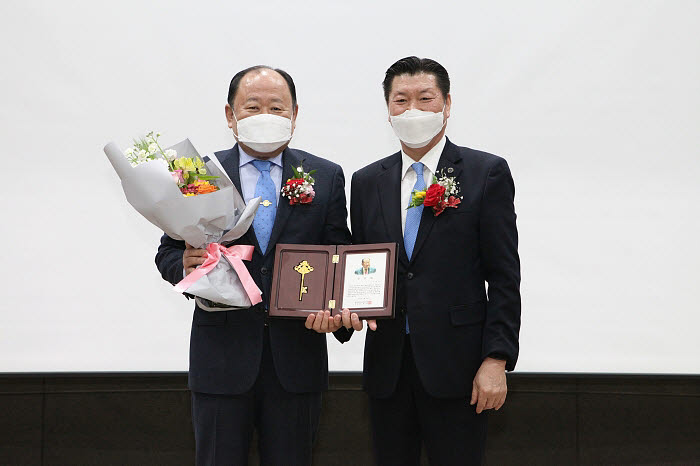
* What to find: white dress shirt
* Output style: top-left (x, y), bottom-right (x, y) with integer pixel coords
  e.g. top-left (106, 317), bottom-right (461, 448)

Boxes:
top-left (400, 136), bottom-right (446, 234)
top-left (238, 146), bottom-right (284, 206)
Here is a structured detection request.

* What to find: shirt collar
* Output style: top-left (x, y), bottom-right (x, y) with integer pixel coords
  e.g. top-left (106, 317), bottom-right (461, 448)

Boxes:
top-left (401, 135), bottom-right (447, 180)
top-left (238, 145), bottom-right (284, 169)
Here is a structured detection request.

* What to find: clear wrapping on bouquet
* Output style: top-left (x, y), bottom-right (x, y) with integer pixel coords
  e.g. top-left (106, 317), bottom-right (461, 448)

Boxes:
top-left (104, 139), bottom-right (262, 309)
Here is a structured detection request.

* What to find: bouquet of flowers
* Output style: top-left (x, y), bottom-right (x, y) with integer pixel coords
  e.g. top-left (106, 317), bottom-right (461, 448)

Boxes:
top-left (408, 169), bottom-right (462, 216)
top-left (280, 163), bottom-right (316, 205)
top-left (125, 131), bottom-right (220, 197)
top-left (104, 133), bottom-right (262, 309)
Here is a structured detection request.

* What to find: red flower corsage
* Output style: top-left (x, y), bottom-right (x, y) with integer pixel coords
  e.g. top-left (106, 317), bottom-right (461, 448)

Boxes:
top-left (281, 162), bottom-right (316, 205)
top-left (408, 170), bottom-right (462, 216)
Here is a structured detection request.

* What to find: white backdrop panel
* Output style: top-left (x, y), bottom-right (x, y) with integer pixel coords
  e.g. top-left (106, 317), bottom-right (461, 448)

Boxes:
top-left (0, 0), bottom-right (698, 373)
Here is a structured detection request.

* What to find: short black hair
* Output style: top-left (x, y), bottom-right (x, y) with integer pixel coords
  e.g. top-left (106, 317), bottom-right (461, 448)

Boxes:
top-left (382, 56), bottom-right (450, 103)
top-left (227, 65), bottom-right (297, 108)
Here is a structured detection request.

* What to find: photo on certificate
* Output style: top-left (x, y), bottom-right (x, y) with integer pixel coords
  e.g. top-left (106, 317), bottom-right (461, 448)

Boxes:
top-left (340, 252), bottom-right (388, 309)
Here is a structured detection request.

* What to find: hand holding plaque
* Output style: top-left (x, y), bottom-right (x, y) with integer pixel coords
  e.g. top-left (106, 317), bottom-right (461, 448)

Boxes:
top-left (269, 243), bottom-right (397, 319)
top-left (304, 310), bottom-right (343, 333)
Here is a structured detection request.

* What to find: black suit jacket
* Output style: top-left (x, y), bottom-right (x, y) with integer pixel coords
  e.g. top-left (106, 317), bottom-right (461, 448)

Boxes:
top-left (350, 138), bottom-right (521, 399)
top-left (155, 145), bottom-right (352, 395)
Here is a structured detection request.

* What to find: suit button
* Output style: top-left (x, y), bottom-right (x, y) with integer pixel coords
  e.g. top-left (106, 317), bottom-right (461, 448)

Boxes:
top-left (400, 308), bottom-right (406, 315)
top-left (260, 267), bottom-right (269, 275)
top-left (407, 272), bottom-right (414, 280)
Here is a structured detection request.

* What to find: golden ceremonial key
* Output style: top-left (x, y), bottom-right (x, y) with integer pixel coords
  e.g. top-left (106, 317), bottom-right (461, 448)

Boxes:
top-left (294, 260), bottom-right (314, 301)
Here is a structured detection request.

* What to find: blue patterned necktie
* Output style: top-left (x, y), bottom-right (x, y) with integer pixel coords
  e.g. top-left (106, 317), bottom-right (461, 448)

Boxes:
top-left (404, 162), bottom-right (426, 260)
top-left (403, 162), bottom-right (426, 334)
top-left (252, 160), bottom-right (277, 254)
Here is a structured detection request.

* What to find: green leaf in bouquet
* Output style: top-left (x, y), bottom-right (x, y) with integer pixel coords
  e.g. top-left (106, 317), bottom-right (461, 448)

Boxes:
top-left (196, 174), bottom-right (219, 181)
top-left (132, 137), bottom-right (150, 152)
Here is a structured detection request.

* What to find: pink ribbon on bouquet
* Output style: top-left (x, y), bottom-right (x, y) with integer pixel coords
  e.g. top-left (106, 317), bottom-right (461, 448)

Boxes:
top-left (174, 243), bottom-right (262, 305)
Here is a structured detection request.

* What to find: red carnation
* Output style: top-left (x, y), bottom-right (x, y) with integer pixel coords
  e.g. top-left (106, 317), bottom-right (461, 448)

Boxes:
top-left (446, 196), bottom-right (461, 208)
top-left (423, 184), bottom-right (446, 207)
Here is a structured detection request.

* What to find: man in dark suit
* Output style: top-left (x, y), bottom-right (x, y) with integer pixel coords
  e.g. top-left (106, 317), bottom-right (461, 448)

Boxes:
top-left (155, 66), bottom-right (351, 465)
top-left (344, 56), bottom-right (521, 465)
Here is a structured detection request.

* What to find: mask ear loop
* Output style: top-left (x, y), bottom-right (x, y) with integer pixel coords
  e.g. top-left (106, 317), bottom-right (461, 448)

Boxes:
top-left (230, 107), bottom-right (241, 139)
top-left (438, 102), bottom-right (447, 132)
top-left (289, 107), bottom-right (296, 138)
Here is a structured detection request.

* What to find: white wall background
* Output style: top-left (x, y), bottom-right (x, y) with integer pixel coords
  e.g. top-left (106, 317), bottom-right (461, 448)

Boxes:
top-left (1, 0), bottom-right (698, 373)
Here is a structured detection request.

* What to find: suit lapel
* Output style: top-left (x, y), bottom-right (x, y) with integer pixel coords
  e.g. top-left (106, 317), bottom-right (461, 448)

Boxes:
top-left (264, 147), bottom-right (299, 257)
top-left (410, 139), bottom-right (462, 263)
top-left (217, 145), bottom-right (242, 194)
top-left (378, 152), bottom-right (409, 267)
top-left (218, 144), bottom-right (261, 252)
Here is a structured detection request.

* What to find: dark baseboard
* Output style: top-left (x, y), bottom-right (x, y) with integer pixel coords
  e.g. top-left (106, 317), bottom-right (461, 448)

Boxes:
top-left (1, 373), bottom-right (698, 465)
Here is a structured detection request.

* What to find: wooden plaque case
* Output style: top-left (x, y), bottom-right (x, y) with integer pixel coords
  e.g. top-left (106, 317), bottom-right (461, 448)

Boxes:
top-left (269, 243), bottom-right (397, 319)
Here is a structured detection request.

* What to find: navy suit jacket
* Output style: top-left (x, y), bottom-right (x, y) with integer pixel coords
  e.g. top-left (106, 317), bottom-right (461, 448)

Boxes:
top-left (155, 145), bottom-right (352, 395)
top-left (350, 138), bottom-right (521, 399)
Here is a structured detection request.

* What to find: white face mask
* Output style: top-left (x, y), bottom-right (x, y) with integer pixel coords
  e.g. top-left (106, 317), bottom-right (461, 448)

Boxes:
top-left (232, 110), bottom-right (294, 153)
top-left (389, 106), bottom-right (446, 148)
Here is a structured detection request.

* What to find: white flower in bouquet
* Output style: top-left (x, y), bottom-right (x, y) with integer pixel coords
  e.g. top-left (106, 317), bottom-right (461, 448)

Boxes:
top-left (164, 149), bottom-right (178, 162)
top-left (126, 131), bottom-right (170, 167)
top-left (132, 149), bottom-right (148, 166)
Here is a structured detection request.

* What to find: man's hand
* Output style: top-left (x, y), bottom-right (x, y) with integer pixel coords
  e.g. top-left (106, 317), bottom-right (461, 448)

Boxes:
top-left (339, 309), bottom-right (378, 331)
top-left (305, 310), bottom-right (343, 333)
top-left (184, 243), bottom-right (207, 276)
top-left (470, 357), bottom-right (507, 414)
top-left (340, 309), bottom-right (364, 331)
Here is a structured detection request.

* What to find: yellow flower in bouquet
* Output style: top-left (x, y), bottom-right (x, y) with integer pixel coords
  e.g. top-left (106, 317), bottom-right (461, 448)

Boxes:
top-left (174, 157), bottom-right (196, 173)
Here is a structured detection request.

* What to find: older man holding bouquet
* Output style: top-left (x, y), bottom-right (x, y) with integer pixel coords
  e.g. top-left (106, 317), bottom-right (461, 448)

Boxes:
top-left (155, 66), bottom-right (351, 465)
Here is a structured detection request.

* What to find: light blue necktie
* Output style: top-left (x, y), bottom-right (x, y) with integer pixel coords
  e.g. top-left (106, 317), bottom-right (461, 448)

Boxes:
top-left (404, 162), bottom-right (425, 334)
top-left (252, 160), bottom-right (277, 254)
top-left (404, 162), bottom-right (425, 260)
